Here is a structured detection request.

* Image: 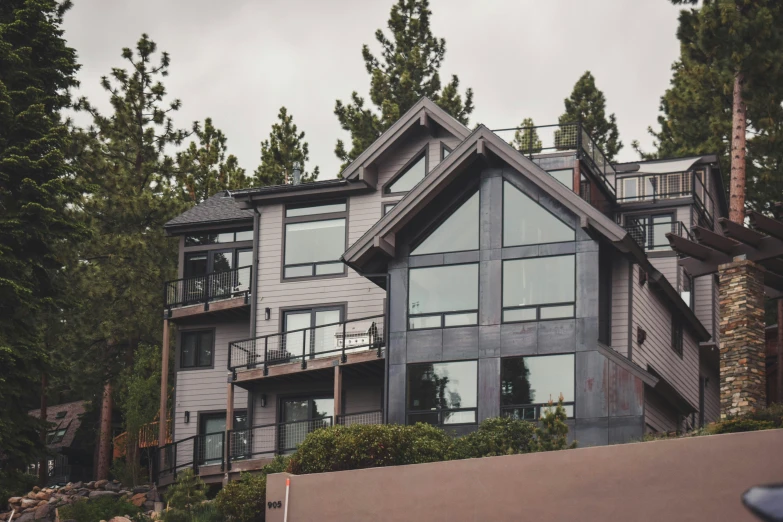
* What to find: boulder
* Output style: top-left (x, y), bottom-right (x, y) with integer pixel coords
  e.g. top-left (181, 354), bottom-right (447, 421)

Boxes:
top-left (103, 482), bottom-right (120, 492)
top-left (93, 480), bottom-right (109, 489)
top-left (76, 489), bottom-right (90, 497)
top-left (86, 482), bottom-right (95, 489)
top-left (108, 517), bottom-right (132, 522)
top-left (33, 503), bottom-right (51, 520)
top-left (143, 500), bottom-right (155, 511)
top-left (8, 497), bottom-right (22, 505)
top-left (26, 493), bottom-right (37, 500)
top-left (17, 512), bottom-right (35, 522)
top-left (71, 482), bottom-right (82, 489)
top-left (132, 486), bottom-right (150, 494)
top-left (33, 492), bottom-right (49, 502)
top-left (21, 498), bottom-right (39, 509)
top-left (88, 491), bottom-right (119, 499)
top-left (32, 487), bottom-right (40, 494)
top-left (130, 493), bottom-right (146, 507)
top-left (0, 513), bottom-right (9, 520)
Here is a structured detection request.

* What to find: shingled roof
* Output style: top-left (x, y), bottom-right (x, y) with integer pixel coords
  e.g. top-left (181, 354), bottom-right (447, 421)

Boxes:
top-left (164, 191), bottom-right (253, 232)
top-left (28, 400), bottom-right (87, 450)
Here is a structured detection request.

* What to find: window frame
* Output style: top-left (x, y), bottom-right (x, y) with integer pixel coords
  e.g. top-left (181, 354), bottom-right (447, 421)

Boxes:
top-left (499, 354), bottom-right (576, 420)
top-left (624, 212), bottom-right (676, 252)
top-left (440, 143), bottom-right (452, 161)
top-left (405, 360), bottom-right (479, 427)
top-left (407, 262), bottom-right (480, 330)
top-left (383, 202), bottom-right (398, 215)
top-left (409, 188), bottom-right (480, 257)
top-left (546, 168), bottom-right (573, 188)
top-left (178, 328), bottom-right (216, 371)
top-left (281, 200), bottom-right (348, 281)
top-left (184, 228), bottom-right (253, 247)
top-left (382, 144), bottom-right (429, 197)
top-left (501, 254), bottom-right (577, 324)
top-left (501, 180), bottom-right (576, 248)
top-left (672, 316), bottom-right (684, 358)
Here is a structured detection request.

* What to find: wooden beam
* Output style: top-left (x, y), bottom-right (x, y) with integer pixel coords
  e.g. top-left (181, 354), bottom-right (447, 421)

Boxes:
top-left (764, 270), bottom-right (783, 293)
top-left (359, 165), bottom-right (378, 188)
top-left (692, 226), bottom-right (740, 254)
top-left (720, 218), bottom-right (766, 247)
top-left (476, 139), bottom-right (486, 156)
top-left (419, 112), bottom-right (434, 135)
top-left (168, 295), bottom-right (248, 320)
top-left (667, 233), bottom-right (727, 262)
top-left (760, 258), bottom-right (783, 277)
top-left (373, 235), bottom-right (395, 258)
top-left (749, 210), bottom-right (783, 241)
top-left (680, 256), bottom-right (722, 278)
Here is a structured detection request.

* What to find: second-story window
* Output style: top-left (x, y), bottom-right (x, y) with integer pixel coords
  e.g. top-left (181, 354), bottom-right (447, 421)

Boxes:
top-left (625, 214), bottom-right (674, 251)
top-left (408, 264), bottom-right (478, 329)
top-left (181, 330), bottom-right (214, 369)
top-left (503, 181), bottom-right (575, 247)
top-left (384, 146), bottom-right (428, 195)
top-left (502, 255), bottom-right (576, 322)
top-left (284, 201), bottom-right (347, 279)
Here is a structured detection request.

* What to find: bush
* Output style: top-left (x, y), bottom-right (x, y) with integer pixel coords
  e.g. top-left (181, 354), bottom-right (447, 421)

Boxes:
top-left (215, 473), bottom-right (267, 522)
top-left (58, 495), bottom-right (142, 522)
top-left (535, 398), bottom-right (576, 451)
top-left (162, 468), bottom-right (208, 522)
top-left (448, 417), bottom-right (536, 459)
top-left (743, 403), bottom-right (783, 427)
top-left (0, 470), bottom-right (37, 507)
top-left (287, 422), bottom-right (451, 474)
top-left (708, 418), bottom-right (776, 434)
top-left (260, 454), bottom-right (290, 477)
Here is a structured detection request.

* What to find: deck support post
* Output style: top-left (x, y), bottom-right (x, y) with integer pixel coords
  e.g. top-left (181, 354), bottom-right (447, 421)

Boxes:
top-left (334, 365), bottom-right (342, 424)
top-left (225, 381), bottom-right (235, 479)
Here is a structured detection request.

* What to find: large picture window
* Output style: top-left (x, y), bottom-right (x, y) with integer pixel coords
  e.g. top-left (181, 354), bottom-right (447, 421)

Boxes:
top-left (501, 354), bottom-right (575, 419)
top-left (407, 361), bottom-right (477, 425)
top-left (180, 330), bottom-right (214, 369)
top-left (502, 255), bottom-right (575, 322)
top-left (283, 202), bottom-right (347, 279)
top-left (503, 181), bottom-right (575, 247)
top-left (408, 264), bottom-right (478, 329)
top-left (410, 191), bottom-right (479, 256)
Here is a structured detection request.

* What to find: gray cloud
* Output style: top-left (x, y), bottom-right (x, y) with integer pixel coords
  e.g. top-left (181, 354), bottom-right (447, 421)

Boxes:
top-left (63, 0), bottom-right (684, 179)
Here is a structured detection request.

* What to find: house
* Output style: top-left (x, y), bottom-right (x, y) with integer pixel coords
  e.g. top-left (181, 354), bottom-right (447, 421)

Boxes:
top-left (27, 401), bottom-right (91, 486)
top-left (155, 98), bottom-right (726, 483)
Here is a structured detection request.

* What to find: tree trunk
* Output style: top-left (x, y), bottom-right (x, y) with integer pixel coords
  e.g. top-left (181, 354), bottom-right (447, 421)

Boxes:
top-left (38, 373), bottom-right (48, 487)
top-left (96, 381), bottom-right (113, 480)
top-left (778, 298), bottom-right (783, 403)
top-left (729, 71), bottom-right (747, 225)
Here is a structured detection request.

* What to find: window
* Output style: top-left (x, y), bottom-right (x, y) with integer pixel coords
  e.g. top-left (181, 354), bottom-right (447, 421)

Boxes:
top-left (680, 274), bottom-right (693, 308)
top-left (501, 354), bottom-right (575, 419)
top-left (181, 330), bottom-right (214, 369)
top-left (411, 191), bottom-right (479, 256)
top-left (547, 169), bottom-right (572, 187)
top-left (408, 264), bottom-right (478, 329)
top-left (441, 143), bottom-right (452, 160)
top-left (279, 397), bottom-right (333, 452)
top-left (55, 411), bottom-right (66, 419)
top-left (625, 214), bottom-right (674, 251)
top-left (407, 361), bottom-right (477, 425)
top-left (503, 181), bottom-right (575, 247)
top-left (502, 255), bottom-right (575, 322)
top-left (672, 317), bottom-right (683, 358)
top-left (46, 427), bottom-right (68, 444)
top-left (385, 149), bottom-right (427, 194)
top-left (200, 411), bottom-right (248, 465)
top-left (185, 228), bottom-right (253, 246)
top-left (283, 202), bottom-right (347, 279)
top-left (283, 307), bottom-right (342, 359)
top-left (383, 203), bottom-right (397, 215)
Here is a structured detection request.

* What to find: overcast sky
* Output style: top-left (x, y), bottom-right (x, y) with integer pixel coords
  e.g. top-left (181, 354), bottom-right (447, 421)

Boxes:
top-left (62, 0), bottom-right (684, 179)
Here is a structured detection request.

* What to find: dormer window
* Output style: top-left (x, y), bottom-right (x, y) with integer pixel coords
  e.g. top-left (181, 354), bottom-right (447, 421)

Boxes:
top-left (384, 146), bottom-right (428, 195)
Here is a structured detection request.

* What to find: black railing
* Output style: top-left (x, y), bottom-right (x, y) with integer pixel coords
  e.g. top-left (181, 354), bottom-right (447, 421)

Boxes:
top-left (501, 403), bottom-right (575, 420)
top-left (164, 266), bottom-right (252, 310)
top-left (336, 410), bottom-right (384, 426)
top-left (491, 122), bottom-right (617, 198)
top-left (616, 171), bottom-right (715, 227)
top-left (624, 219), bottom-right (692, 252)
top-left (156, 432), bottom-right (225, 480)
top-left (227, 417), bottom-right (336, 467)
top-left (228, 314), bottom-right (385, 373)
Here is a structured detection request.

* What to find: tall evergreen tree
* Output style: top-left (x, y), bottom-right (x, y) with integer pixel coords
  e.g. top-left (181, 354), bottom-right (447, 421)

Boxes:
top-left (0, 0), bottom-right (82, 472)
top-left (71, 34), bottom-right (188, 479)
top-left (334, 0), bottom-right (474, 170)
top-left (557, 71), bottom-right (622, 161)
top-left (177, 118), bottom-right (248, 203)
top-left (510, 118), bottom-right (543, 154)
top-left (253, 106), bottom-right (318, 186)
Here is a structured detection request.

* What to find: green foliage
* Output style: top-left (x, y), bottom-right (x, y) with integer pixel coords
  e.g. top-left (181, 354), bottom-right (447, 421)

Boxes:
top-left (448, 417), bottom-right (536, 459)
top-left (0, 470), bottom-right (37, 505)
top-left (215, 472), bottom-right (267, 522)
top-left (707, 418), bottom-right (776, 434)
top-left (334, 0), bottom-right (473, 170)
top-left (177, 118), bottom-right (248, 203)
top-left (0, 0), bottom-right (83, 469)
top-left (163, 468), bottom-right (208, 521)
top-left (58, 495), bottom-right (142, 522)
top-left (287, 422), bottom-right (452, 475)
top-left (510, 118), bottom-right (542, 154)
top-left (260, 454), bottom-right (291, 477)
top-left (557, 71), bottom-right (622, 161)
top-left (253, 107), bottom-right (318, 186)
top-left (535, 398), bottom-right (576, 452)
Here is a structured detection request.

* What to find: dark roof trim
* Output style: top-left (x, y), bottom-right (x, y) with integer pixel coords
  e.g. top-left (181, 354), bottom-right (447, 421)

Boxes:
top-left (164, 217), bottom-right (253, 236)
top-left (232, 179), bottom-right (373, 207)
top-left (646, 365), bottom-right (698, 414)
top-left (340, 97), bottom-right (470, 181)
top-left (596, 342), bottom-right (658, 387)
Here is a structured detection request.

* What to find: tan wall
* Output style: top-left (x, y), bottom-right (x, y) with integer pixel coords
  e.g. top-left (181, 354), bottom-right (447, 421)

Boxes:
top-left (266, 429), bottom-right (783, 522)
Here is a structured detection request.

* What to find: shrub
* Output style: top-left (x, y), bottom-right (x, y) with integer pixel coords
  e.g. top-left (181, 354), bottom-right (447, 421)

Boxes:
top-left (58, 495), bottom-right (142, 522)
top-left (287, 422), bottom-right (451, 474)
top-left (708, 418), bottom-right (776, 434)
top-left (743, 403), bottom-right (783, 427)
top-left (449, 417), bottom-right (536, 459)
top-left (535, 398), bottom-right (576, 451)
top-left (215, 472), bottom-right (267, 522)
top-left (260, 454), bottom-right (291, 477)
top-left (0, 470), bottom-right (37, 507)
top-left (162, 468), bottom-right (208, 522)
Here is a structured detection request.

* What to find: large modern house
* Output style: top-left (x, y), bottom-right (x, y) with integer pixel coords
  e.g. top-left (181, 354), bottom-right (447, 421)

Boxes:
top-left (156, 98), bottom-right (726, 483)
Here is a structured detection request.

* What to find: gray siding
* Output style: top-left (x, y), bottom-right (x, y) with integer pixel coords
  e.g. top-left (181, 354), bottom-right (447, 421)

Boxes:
top-left (630, 264), bottom-right (699, 409)
top-left (694, 275), bottom-right (714, 338)
top-left (700, 358), bottom-right (720, 425)
top-left (649, 256), bottom-right (678, 290)
top-left (610, 256), bottom-right (630, 357)
top-left (174, 320), bottom-right (249, 441)
top-left (645, 388), bottom-right (679, 433)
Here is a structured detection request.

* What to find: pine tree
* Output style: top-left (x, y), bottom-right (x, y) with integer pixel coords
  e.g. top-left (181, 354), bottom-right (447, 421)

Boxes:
top-left (334, 0), bottom-right (474, 170)
top-left (253, 106), bottom-right (319, 186)
top-left (0, 0), bottom-right (82, 471)
top-left (534, 396), bottom-right (576, 452)
top-left (177, 118), bottom-right (248, 203)
top-left (557, 71), bottom-right (622, 161)
top-left (510, 118), bottom-right (543, 154)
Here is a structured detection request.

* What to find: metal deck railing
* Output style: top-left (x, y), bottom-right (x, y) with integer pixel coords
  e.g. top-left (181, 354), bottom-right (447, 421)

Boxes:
top-left (164, 265), bottom-right (252, 310)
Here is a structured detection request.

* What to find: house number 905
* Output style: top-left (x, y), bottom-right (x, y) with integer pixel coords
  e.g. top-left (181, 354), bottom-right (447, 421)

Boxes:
top-left (268, 501), bottom-right (283, 509)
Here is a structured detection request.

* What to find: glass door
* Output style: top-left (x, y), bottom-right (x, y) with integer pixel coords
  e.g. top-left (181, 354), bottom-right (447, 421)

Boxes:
top-left (284, 312), bottom-right (312, 359)
top-left (283, 307), bottom-right (342, 360)
top-left (183, 253), bottom-right (208, 304)
top-left (313, 309), bottom-right (341, 357)
top-left (199, 414), bottom-right (225, 466)
top-left (210, 250), bottom-right (234, 298)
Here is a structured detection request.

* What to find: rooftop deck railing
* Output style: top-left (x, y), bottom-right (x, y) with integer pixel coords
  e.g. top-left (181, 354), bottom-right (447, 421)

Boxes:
top-left (616, 171), bottom-right (715, 227)
top-left (228, 314), bottom-right (385, 374)
top-left (164, 265), bottom-right (251, 310)
top-left (491, 122), bottom-right (617, 198)
top-left (624, 219), bottom-right (692, 252)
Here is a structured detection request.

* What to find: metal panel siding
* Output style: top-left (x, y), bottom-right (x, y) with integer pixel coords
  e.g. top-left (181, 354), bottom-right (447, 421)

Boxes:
top-left (610, 256), bottom-right (629, 356)
top-left (174, 320), bottom-right (249, 441)
top-left (631, 264), bottom-right (699, 409)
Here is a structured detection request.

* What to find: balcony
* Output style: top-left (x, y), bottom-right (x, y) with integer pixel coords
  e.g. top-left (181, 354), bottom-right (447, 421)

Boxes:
top-left (616, 171), bottom-right (715, 227)
top-left (228, 314), bottom-right (385, 382)
top-left (164, 265), bottom-right (252, 319)
top-left (624, 218), bottom-right (692, 252)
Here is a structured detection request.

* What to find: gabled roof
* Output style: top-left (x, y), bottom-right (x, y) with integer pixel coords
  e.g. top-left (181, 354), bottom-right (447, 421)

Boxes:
top-left (28, 400), bottom-right (87, 450)
top-left (164, 191), bottom-right (253, 234)
top-left (339, 97), bottom-right (470, 182)
top-left (342, 125), bottom-right (711, 342)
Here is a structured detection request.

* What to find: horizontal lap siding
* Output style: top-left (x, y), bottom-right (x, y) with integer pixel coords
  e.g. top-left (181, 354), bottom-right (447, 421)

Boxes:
top-left (611, 256), bottom-right (629, 356)
top-left (694, 275), bottom-right (714, 339)
top-left (700, 358), bottom-right (720, 425)
top-left (174, 320), bottom-right (249, 441)
top-left (649, 256), bottom-right (678, 290)
top-left (645, 388), bottom-right (678, 433)
top-left (631, 265), bottom-right (699, 410)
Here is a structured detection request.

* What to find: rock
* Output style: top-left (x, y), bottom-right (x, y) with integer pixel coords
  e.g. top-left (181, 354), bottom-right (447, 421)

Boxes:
top-left (26, 493), bottom-right (37, 500)
top-left (0, 513), bottom-right (9, 520)
top-left (94, 480), bottom-right (108, 489)
top-left (32, 487), bottom-right (40, 494)
top-left (143, 500), bottom-right (155, 511)
top-left (86, 482), bottom-right (95, 489)
top-left (108, 517), bottom-right (132, 522)
top-left (33, 503), bottom-right (51, 520)
top-left (130, 493), bottom-right (147, 507)
top-left (132, 486), bottom-right (150, 494)
top-left (103, 482), bottom-right (120, 492)
top-left (17, 512), bottom-right (35, 522)
top-left (9, 497), bottom-right (22, 505)
top-left (77, 489), bottom-right (90, 497)
top-left (33, 492), bottom-right (49, 501)
top-left (21, 499), bottom-right (39, 509)
top-left (88, 491), bottom-right (119, 499)
top-left (71, 482), bottom-right (82, 489)
top-left (145, 488), bottom-right (161, 502)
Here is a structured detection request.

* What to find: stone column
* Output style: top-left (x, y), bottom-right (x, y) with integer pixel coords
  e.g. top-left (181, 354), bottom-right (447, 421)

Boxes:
top-left (718, 259), bottom-right (766, 418)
